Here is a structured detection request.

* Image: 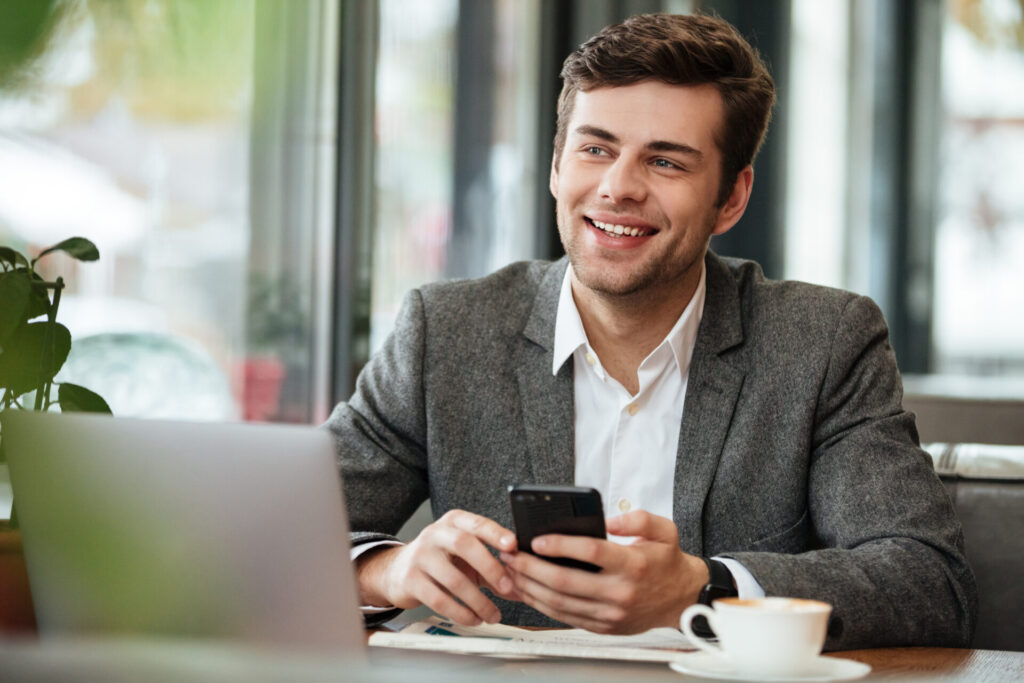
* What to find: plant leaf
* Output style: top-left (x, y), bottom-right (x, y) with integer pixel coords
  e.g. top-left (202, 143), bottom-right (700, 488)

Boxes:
top-left (0, 321), bottom-right (72, 396)
top-left (0, 247), bottom-right (30, 269)
top-left (58, 382), bottom-right (112, 414)
top-left (26, 271), bottom-right (52, 320)
top-left (0, 271), bottom-right (32, 344)
top-left (35, 237), bottom-right (100, 263)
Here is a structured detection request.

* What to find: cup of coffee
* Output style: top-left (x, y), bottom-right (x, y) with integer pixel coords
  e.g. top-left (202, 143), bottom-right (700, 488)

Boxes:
top-left (680, 597), bottom-right (832, 677)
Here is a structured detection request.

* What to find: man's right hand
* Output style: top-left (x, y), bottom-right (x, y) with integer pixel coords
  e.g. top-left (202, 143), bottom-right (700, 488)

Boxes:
top-left (355, 509), bottom-right (521, 625)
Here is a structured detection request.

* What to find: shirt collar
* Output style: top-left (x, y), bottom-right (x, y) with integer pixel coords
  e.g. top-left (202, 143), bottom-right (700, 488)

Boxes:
top-left (551, 263), bottom-right (707, 377)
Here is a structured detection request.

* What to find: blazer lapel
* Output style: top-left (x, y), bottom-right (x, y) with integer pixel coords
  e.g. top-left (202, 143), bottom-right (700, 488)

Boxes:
top-left (516, 259), bottom-right (575, 486)
top-left (673, 252), bottom-right (746, 555)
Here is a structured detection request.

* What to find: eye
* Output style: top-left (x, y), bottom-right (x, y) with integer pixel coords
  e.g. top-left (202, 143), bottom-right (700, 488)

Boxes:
top-left (653, 158), bottom-right (682, 170)
top-left (585, 146), bottom-right (606, 156)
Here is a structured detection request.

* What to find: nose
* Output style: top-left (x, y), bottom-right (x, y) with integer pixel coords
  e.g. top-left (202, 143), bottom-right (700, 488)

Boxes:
top-left (598, 156), bottom-right (647, 203)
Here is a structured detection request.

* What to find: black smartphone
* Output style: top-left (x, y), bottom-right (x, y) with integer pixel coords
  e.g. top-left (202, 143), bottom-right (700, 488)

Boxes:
top-left (508, 485), bottom-right (606, 572)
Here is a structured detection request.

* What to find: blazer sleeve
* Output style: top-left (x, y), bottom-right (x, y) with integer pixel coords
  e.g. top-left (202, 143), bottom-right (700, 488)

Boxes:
top-left (324, 290), bottom-right (432, 626)
top-left (724, 295), bottom-right (978, 650)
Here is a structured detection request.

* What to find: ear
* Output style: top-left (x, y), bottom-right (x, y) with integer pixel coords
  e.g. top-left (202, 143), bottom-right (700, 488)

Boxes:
top-left (711, 165), bottom-right (754, 236)
top-left (549, 154), bottom-right (560, 199)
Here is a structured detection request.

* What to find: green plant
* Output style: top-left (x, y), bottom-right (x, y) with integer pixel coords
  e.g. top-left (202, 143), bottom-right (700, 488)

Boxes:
top-left (1, 237), bottom-right (112, 524)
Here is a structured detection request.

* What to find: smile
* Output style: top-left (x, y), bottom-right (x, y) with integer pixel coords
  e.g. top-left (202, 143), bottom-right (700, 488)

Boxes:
top-left (586, 217), bottom-right (656, 237)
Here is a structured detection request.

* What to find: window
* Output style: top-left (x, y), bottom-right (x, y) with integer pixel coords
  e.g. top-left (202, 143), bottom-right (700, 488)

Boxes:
top-left (932, 0), bottom-right (1024, 379)
top-left (0, 0), bottom-right (338, 424)
top-left (369, 0), bottom-right (543, 350)
top-left (785, 0), bottom-right (1024, 395)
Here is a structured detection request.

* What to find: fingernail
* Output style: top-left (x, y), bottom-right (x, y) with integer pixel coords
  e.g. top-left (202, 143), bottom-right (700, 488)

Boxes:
top-left (499, 577), bottom-right (513, 593)
top-left (500, 552), bottom-right (514, 564)
top-left (487, 611), bottom-right (501, 624)
top-left (500, 534), bottom-right (514, 548)
top-left (533, 538), bottom-right (547, 550)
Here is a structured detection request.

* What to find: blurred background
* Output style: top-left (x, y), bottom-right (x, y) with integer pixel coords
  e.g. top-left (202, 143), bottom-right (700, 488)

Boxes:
top-left (1, 0), bottom-right (1022, 426)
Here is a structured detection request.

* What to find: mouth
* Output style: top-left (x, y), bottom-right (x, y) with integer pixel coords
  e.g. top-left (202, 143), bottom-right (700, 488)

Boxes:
top-left (585, 216), bottom-right (657, 238)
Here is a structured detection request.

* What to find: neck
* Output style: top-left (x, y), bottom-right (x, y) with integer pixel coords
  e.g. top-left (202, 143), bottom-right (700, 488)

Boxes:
top-left (570, 265), bottom-right (702, 395)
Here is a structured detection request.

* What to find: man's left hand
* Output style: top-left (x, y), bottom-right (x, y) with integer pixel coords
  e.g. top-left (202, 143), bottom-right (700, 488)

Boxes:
top-left (500, 510), bottom-right (708, 633)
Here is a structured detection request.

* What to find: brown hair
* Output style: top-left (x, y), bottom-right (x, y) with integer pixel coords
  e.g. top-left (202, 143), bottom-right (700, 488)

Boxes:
top-left (554, 13), bottom-right (776, 206)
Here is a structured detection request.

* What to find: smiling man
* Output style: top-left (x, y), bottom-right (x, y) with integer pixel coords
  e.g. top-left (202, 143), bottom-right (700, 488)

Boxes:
top-left (327, 13), bottom-right (977, 649)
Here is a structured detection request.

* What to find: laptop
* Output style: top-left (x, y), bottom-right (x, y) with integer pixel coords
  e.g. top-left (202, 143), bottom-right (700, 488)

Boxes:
top-left (1, 410), bottom-right (365, 656)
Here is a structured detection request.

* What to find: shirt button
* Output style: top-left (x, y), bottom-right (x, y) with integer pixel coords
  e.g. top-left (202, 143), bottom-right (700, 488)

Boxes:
top-left (585, 352), bottom-right (597, 366)
top-left (617, 498), bottom-right (632, 512)
top-left (627, 403), bottom-right (639, 416)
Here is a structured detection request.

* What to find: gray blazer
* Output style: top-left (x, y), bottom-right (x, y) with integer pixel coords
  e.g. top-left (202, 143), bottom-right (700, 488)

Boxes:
top-left (326, 252), bottom-right (977, 650)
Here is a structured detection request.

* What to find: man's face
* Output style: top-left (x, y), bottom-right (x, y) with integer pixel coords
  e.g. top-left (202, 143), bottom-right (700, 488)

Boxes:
top-left (551, 80), bottom-right (747, 300)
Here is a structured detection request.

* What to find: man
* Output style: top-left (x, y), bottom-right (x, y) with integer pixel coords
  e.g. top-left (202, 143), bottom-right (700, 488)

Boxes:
top-left (326, 13), bottom-right (976, 649)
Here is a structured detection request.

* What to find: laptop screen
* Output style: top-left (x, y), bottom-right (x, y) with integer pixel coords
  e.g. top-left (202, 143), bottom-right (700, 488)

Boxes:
top-left (2, 411), bottom-right (365, 656)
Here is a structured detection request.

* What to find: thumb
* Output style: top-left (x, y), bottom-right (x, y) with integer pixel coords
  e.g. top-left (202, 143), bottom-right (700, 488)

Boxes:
top-left (606, 510), bottom-right (678, 543)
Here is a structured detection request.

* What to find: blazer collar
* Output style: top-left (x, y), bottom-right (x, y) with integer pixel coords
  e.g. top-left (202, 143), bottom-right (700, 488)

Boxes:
top-left (517, 258), bottom-right (575, 485)
top-left (522, 257), bottom-right (568, 352)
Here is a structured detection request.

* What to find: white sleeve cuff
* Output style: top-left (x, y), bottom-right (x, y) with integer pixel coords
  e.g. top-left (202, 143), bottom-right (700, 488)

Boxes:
top-left (351, 540), bottom-right (403, 613)
top-left (714, 556), bottom-right (766, 599)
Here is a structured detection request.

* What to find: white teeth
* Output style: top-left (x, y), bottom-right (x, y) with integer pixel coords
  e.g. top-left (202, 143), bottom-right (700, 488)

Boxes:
top-left (592, 219), bottom-right (650, 237)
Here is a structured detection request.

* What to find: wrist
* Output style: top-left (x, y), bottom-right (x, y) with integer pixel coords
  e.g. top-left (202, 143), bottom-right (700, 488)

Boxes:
top-left (662, 553), bottom-right (709, 628)
top-left (355, 544), bottom-right (401, 607)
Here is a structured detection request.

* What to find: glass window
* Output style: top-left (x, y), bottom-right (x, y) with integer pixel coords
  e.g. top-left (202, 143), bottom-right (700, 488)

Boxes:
top-left (932, 0), bottom-right (1024, 378)
top-left (785, 0), bottom-right (1024, 395)
top-left (0, 0), bottom-right (337, 423)
top-left (370, 0), bottom-right (542, 350)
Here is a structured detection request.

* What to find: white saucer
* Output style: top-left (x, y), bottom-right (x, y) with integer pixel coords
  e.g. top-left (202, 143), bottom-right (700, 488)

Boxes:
top-left (669, 652), bottom-right (871, 682)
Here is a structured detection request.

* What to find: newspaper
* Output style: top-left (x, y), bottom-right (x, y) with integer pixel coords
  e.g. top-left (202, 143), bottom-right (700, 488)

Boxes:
top-left (369, 615), bottom-right (694, 662)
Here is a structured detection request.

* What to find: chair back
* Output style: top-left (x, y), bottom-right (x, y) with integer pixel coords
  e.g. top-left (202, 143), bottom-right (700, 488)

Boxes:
top-left (909, 393), bottom-right (1024, 652)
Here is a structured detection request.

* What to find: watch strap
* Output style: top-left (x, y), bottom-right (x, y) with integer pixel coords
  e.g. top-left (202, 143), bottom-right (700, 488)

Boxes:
top-left (690, 558), bottom-right (738, 638)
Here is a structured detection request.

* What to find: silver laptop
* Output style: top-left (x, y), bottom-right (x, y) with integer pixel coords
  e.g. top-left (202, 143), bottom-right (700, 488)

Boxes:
top-left (2, 411), bottom-right (364, 656)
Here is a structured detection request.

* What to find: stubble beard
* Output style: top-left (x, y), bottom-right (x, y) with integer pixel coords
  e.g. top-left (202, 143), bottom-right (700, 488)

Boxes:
top-left (557, 205), bottom-right (712, 303)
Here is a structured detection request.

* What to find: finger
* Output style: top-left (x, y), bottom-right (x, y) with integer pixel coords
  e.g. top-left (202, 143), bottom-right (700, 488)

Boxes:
top-left (500, 548), bottom-right (607, 600)
top-left (508, 567), bottom-right (623, 633)
top-left (431, 523), bottom-right (517, 598)
top-left (454, 557), bottom-right (525, 602)
top-left (443, 510), bottom-right (517, 552)
top-left (605, 510), bottom-right (678, 543)
top-left (415, 573), bottom-right (489, 626)
top-left (529, 533), bottom-right (624, 573)
top-left (421, 552), bottom-right (502, 623)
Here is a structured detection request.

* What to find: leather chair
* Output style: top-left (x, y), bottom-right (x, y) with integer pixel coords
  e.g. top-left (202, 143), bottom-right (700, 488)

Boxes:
top-left (908, 394), bottom-right (1024, 652)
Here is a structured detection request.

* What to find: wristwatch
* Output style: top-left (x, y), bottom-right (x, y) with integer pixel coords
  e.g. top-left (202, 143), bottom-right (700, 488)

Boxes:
top-left (692, 557), bottom-right (738, 637)
top-left (699, 557), bottom-right (738, 606)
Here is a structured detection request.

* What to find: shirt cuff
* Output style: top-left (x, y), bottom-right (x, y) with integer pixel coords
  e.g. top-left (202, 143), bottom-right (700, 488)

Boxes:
top-left (714, 556), bottom-right (766, 599)
top-left (351, 539), bottom-right (403, 613)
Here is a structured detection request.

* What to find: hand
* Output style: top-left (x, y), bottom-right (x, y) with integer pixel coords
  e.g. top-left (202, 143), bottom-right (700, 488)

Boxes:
top-left (355, 509), bottom-right (521, 625)
top-left (500, 510), bottom-right (708, 633)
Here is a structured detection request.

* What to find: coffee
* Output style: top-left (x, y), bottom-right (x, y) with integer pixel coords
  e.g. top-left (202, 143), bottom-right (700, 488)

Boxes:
top-left (680, 597), bottom-right (832, 676)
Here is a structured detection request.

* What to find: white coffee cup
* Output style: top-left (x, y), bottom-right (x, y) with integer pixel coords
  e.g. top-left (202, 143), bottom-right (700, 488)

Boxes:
top-left (680, 597), bottom-right (832, 677)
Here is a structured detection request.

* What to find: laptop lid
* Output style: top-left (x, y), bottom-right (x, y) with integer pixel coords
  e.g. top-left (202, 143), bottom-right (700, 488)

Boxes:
top-left (2, 411), bottom-right (364, 656)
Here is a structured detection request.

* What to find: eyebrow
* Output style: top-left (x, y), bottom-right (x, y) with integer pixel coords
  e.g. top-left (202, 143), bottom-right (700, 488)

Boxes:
top-left (574, 125), bottom-right (704, 161)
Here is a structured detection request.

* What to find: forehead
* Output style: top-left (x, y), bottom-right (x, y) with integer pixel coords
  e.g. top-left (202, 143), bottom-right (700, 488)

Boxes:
top-left (567, 81), bottom-right (724, 155)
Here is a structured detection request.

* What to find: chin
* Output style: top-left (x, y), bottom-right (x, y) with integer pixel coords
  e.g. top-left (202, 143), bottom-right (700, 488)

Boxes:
top-left (575, 269), bottom-right (652, 298)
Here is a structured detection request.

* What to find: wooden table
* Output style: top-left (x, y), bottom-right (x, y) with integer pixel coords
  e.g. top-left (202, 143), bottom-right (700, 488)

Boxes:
top-left (369, 638), bottom-right (1024, 681)
top-left (827, 647), bottom-right (1024, 681)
